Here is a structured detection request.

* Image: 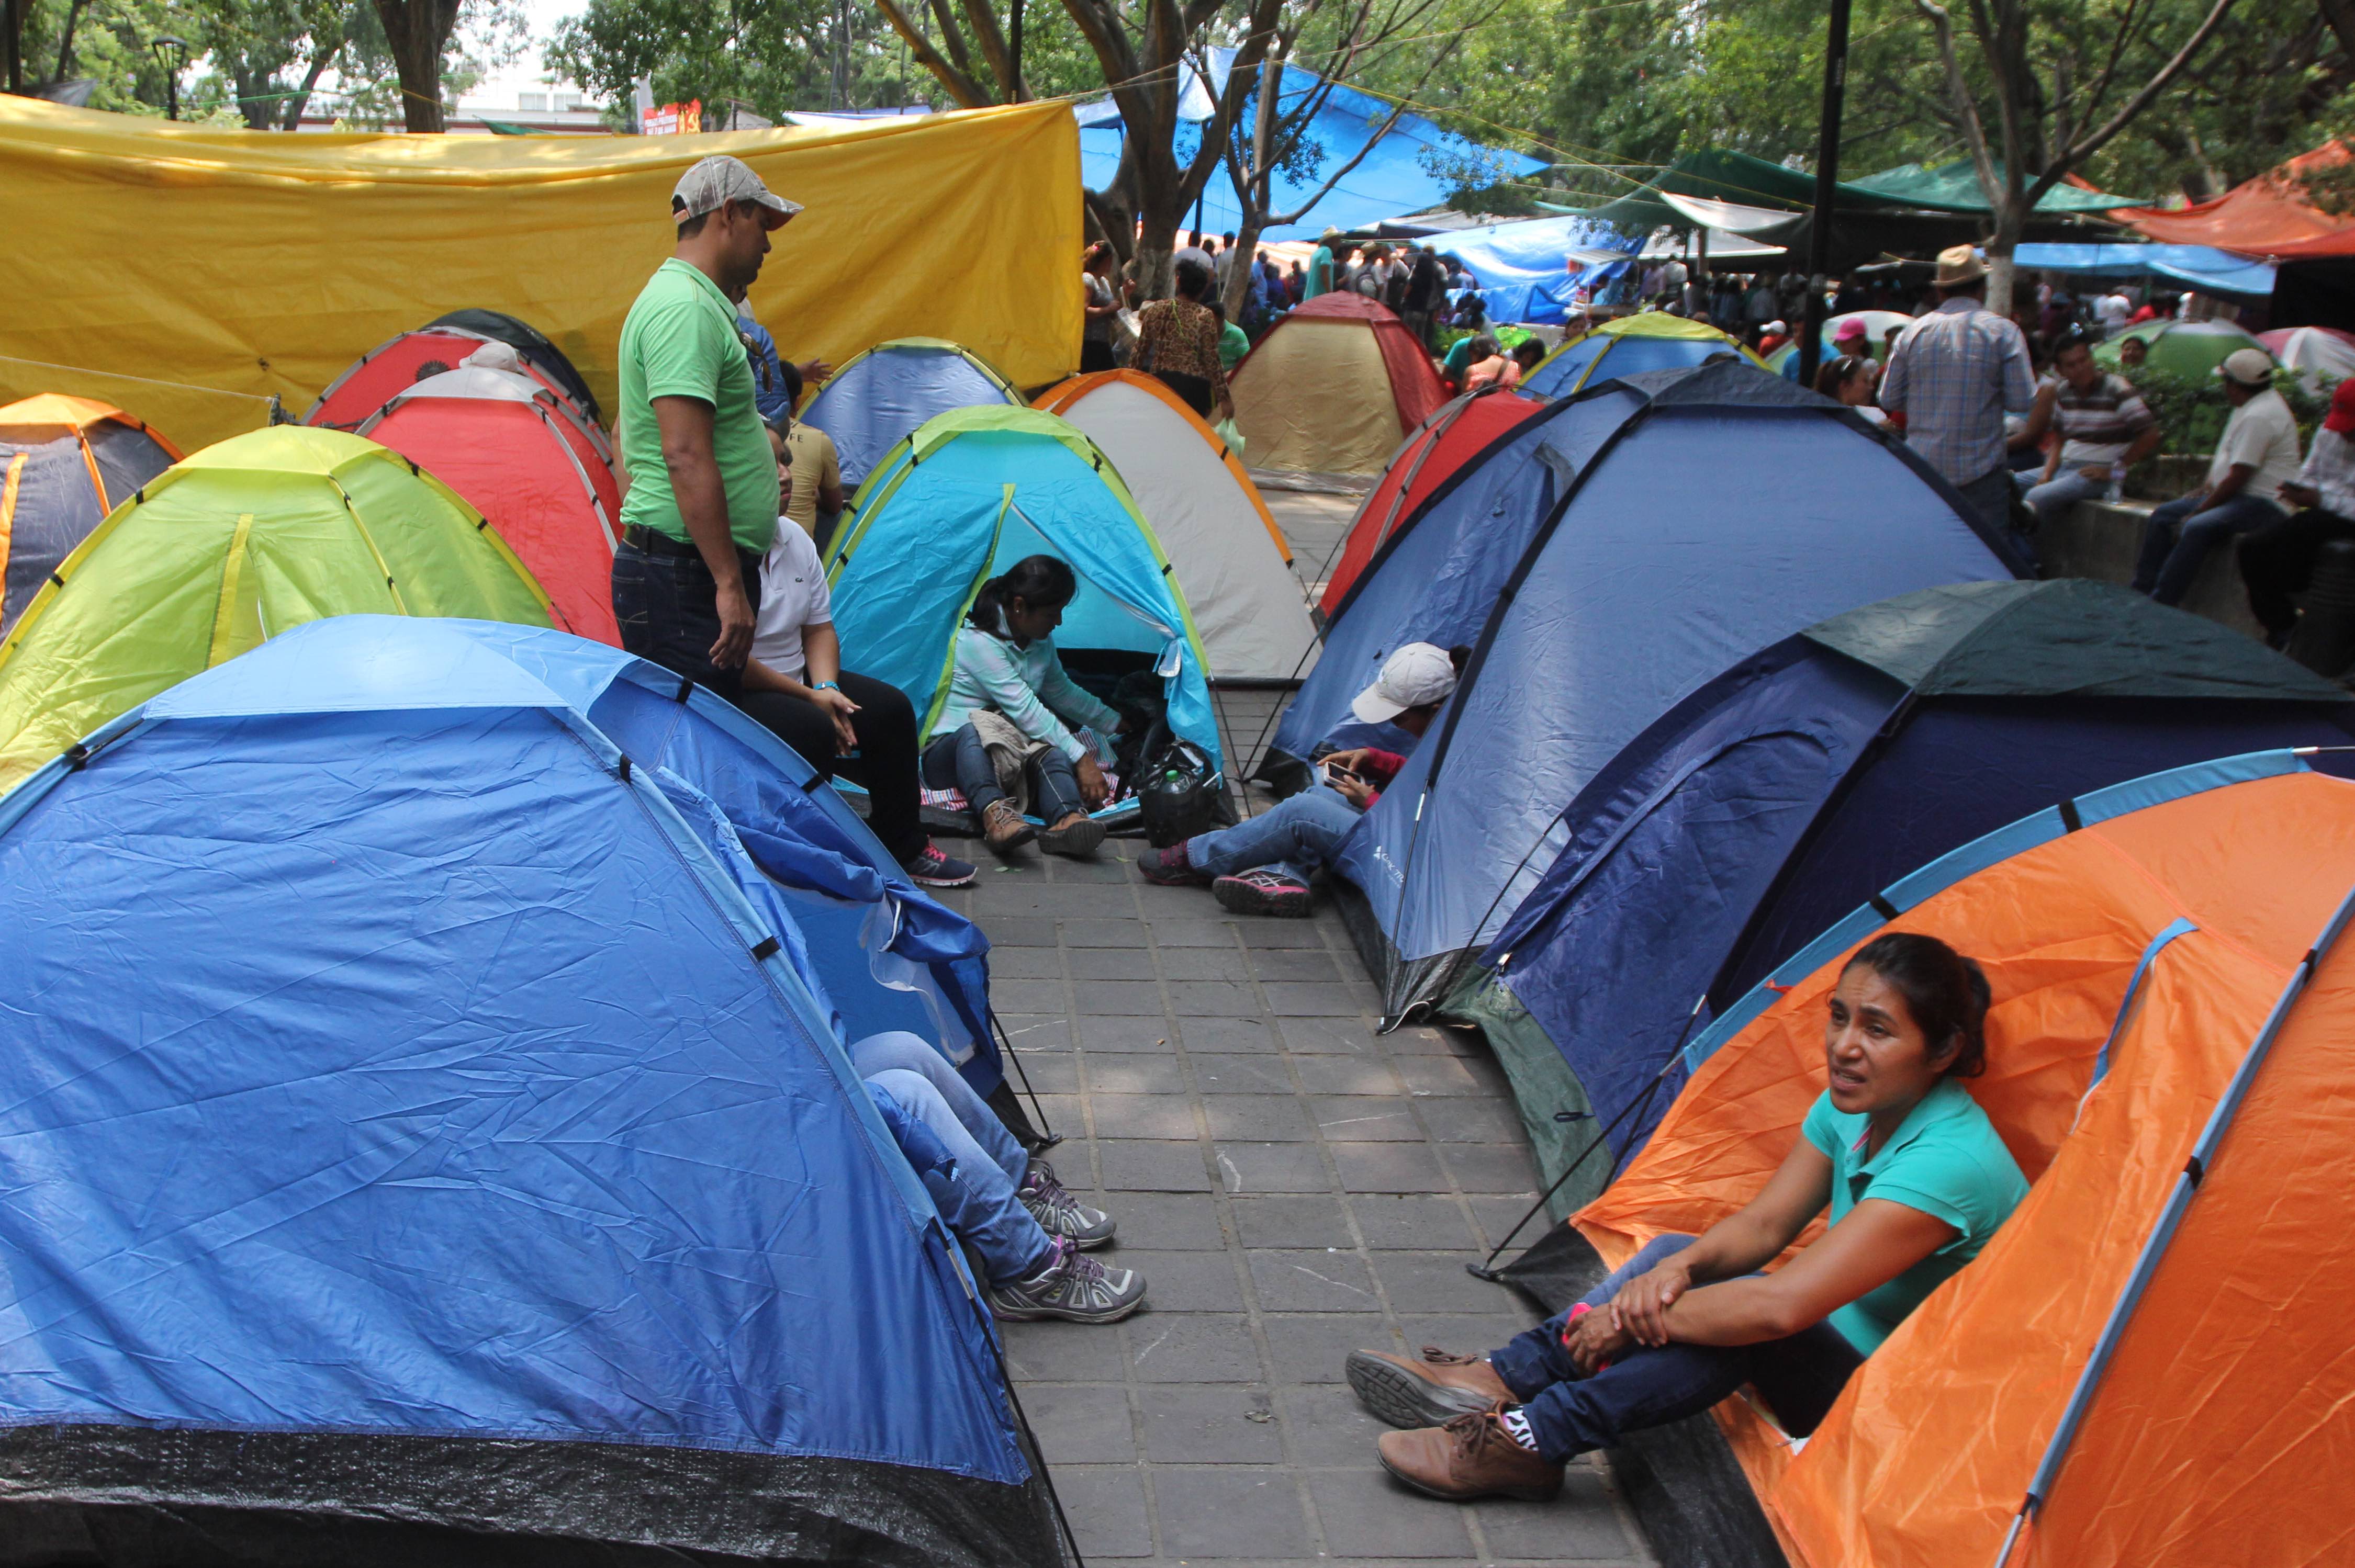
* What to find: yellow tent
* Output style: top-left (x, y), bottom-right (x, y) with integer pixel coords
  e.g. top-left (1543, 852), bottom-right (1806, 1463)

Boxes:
top-left (0, 98), bottom-right (1080, 451)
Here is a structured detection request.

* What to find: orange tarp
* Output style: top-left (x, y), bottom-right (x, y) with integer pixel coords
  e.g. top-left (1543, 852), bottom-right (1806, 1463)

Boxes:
top-left (1577, 766), bottom-right (2355, 1567)
top-left (2117, 141), bottom-right (2355, 260)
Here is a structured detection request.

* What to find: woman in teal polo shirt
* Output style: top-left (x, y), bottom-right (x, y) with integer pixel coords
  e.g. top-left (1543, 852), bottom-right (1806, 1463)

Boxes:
top-left (1347, 931), bottom-right (2029, 1502)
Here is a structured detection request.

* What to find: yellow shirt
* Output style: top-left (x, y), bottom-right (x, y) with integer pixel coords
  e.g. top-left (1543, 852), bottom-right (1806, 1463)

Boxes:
top-left (784, 422), bottom-right (842, 536)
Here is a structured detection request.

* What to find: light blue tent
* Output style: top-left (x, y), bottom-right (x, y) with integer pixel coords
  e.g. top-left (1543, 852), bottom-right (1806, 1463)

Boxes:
top-left (0, 615), bottom-right (1070, 1563)
top-left (1315, 360), bottom-right (2023, 1021)
top-left (799, 337), bottom-right (1025, 492)
top-left (825, 406), bottom-right (1221, 821)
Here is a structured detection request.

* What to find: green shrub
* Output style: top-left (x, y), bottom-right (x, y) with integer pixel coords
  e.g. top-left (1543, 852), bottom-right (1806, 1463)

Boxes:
top-left (2127, 365), bottom-right (2337, 457)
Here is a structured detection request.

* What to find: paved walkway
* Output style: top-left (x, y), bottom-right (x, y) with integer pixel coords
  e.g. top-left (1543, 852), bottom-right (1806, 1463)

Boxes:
top-left (926, 491), bottom-right (1655, 1566)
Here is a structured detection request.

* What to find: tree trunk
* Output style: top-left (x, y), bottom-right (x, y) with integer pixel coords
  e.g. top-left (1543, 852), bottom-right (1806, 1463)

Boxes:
top-left (1221, 217), bottom-right (1264, 320)
top-left (1984, 204), bottom-right (2026, 318)
top-left (1134, 206), bottom-right (1177, 300)
top-left (373, 0), bottom-right (458, 133)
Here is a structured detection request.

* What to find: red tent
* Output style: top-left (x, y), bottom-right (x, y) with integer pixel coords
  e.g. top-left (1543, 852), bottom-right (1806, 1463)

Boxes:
top-left (309, 328), bottom-right (609, 452)
top-left (358, 367), bottom-right (622, 645)
top-left (2117, 141), bottom-right (2355, 260)
top-left (1230, 294), bottom-right (1449, 475)
top-left (1317, 386), bottom-right (1542, 616)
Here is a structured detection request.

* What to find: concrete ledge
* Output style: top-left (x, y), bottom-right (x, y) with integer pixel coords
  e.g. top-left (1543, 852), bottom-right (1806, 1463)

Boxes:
top-left (2038, 497), bottom-right (2267, 641)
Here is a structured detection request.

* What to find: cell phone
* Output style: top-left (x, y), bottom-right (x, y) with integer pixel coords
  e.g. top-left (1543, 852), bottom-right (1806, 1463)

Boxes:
top-left (1321, 760), bottom-right (1363, 786)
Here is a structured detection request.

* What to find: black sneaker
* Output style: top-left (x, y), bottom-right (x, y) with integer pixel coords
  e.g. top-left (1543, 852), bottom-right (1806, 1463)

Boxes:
top-left (1136, 841), bottom-right (1210, 886)
top-left (1019, 1158), bottom-right (1116, 1248)
top-left (989, 1237), bottom-right (1147, 1323)
top-left (903, 842), bottom-right (978, 888)
top-left (1213, 868), bottom-right (1313, 917)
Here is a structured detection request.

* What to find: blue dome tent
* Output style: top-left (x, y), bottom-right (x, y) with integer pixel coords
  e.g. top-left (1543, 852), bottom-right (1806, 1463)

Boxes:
top-left (0, 616), bottom-right (1071, 1565)
top-left (1521, 313), bottom-right (1763, 398)
top-left (1319, 360), bottom-right (2023, 1022)
top-left (800, 337), bottom-right (1025, 492)
top-left (825, 405), bottom-right (1222, 826)
top-left (1472, 580), bottom-right (2355, 1209)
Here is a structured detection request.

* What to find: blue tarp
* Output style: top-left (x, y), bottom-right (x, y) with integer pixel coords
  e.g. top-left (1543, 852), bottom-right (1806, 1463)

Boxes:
top-left (1321, 360), bottom-right (2023, 1020)
top-left (801, 340), bottom-right (1022, 492)
top-left (824, 408), bottom-right (1223, 786)
top-left (2013, 242), bottom-right (2276, 299)
top-left (1417, 215), bottom-right (1640, 324)
top-left (0, 615), bottom-right (1049, 1556)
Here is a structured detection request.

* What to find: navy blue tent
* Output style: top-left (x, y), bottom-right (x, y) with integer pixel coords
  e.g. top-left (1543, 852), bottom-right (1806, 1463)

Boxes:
top-left (1472, 580), bottom-right (2355, 1206)
top-left (0, 616), bottom-right (1068, 1565)
top-left (1319, 360), bottom-right (2023, 1021)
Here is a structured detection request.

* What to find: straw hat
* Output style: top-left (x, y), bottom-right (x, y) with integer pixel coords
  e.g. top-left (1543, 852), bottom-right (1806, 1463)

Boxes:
top-left (1934, 244), bottom-right (1987, 287)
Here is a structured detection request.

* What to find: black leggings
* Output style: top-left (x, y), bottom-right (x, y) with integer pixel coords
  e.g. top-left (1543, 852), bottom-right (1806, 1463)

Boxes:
top-left (2238, 506), bottom-right (2355, 639)
top-left (733, 670), bottom-right (925, 863)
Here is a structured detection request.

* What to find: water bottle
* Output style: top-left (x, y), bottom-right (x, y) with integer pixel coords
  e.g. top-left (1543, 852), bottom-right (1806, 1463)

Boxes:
top-left (2104, 465), bottom-right (2124, 505)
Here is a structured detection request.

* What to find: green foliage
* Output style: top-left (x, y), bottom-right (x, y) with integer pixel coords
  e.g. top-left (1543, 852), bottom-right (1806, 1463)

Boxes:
top-left (2128, 364), bottom-right (2339, 455)
top-left (9, 0), bottom-right (185, 114)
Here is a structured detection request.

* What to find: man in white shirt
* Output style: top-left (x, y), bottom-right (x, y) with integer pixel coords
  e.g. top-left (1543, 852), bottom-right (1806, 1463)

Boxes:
top-left (2094, 290), bottom-right (2134, 336)
top-left (2238, 377), bottom-right (2355, 646)
top-left (2133, 348), bottom-right (2300, 607)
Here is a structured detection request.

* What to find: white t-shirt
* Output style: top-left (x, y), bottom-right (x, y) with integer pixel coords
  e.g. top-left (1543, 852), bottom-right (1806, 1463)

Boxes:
top-left (2207, 388), bottom-right (2303, 502)
top-left (2096, 292), bottom-right (2133, 330)
top-left (750, 517), bottom-right (833, 682)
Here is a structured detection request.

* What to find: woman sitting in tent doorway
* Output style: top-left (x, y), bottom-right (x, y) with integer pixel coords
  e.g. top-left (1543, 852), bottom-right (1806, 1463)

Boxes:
top-left (1134, 257), bottom-right (1234, 421)
top-left (1345, 933), bottom-right (2028, 1503)
top-left (924, 555), bottom-right (1127, 861)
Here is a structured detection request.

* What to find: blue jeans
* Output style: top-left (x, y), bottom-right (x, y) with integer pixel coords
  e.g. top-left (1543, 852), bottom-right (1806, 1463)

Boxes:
top-left (1185, 783), bottom-right (1363, 884)
top-left (922, 726), bottom-right (1085, 821)
top-left (854, 1031), bottom-right (1052, 1282)
top-left (2022, 467), bottom-right (2110, 525)
top-left (1486, 1235), bottom-right (1863, 1464)
top-left (610, 537), bottom-right (766, 701)
top-left (2134, 491), bottom-right (2288, 606)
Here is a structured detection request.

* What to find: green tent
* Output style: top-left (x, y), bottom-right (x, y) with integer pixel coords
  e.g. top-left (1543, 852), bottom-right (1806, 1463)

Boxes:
top-left (1843, 160), bottom-right (2143, 215)
top-left (0, 424), bottom-right (551, 790)
top-left (2096, 318), bottom-right (2271, 380)
top-left (1578, 149), bottom-right (1918, 233)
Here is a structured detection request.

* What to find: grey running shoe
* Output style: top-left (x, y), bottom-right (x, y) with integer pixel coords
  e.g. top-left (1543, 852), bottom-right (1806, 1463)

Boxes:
top-left (1019, 1158), bottom-right (1117, 1249)
top-left (989, 1237), bottom-right (1147, 1323)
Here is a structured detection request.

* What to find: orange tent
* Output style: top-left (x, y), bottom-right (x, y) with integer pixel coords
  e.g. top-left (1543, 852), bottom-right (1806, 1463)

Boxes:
top-left (0, 394), bottom-right (180, 632)
top-left (2116, 141), bottom-right (2355, 260)
top-left (1574, 752), bottom-right (2355, 1567)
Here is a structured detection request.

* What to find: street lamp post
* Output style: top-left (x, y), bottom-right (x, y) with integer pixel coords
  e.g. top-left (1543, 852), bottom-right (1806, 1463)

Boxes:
top-left (1796, 0), bottom-right (1852, 391)
top-left (152, 34), bottom-right (189, 120)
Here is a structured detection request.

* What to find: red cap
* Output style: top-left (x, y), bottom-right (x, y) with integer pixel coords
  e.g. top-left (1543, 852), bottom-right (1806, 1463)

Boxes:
top-left (2328, 379), bottom-right (2355, 437)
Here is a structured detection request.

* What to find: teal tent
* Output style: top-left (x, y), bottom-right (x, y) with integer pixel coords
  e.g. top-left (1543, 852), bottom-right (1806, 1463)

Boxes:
top-left (823, 406), bottom-right (1222, 815)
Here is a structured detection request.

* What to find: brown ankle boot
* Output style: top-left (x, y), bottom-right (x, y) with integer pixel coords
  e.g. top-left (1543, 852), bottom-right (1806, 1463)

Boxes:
top-left (1377, 1403), bottom-right (1564, 1503)
top-left (981, 799), bottom-right (1035, 854)
top-left (1347, 1346), bottom-right (1515, 1429)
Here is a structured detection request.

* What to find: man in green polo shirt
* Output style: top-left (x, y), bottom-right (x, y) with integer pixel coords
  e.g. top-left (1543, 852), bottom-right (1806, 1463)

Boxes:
top-left (610, 154), bottom-right (798, 698)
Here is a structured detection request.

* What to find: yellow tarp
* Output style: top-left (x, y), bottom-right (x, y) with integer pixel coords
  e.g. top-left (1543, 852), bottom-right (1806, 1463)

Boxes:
top-left (0, 98), bottom-right (1080, 451)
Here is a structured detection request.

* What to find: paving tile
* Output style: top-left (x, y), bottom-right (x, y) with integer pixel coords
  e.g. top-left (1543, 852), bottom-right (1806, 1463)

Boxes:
top-left (1087, 1095), bottom-right (1201, 1142)
top-left (1002, 1318), bottom-right (1132, 1383)
top-left (1330, 1141), bottom-right (1448, 1194)
top-left (1382, 1022), bottom-right (1470, 1056)
top-left (1045, 856), bottom-right (1131, 884)
top-left (1349, 1194), bottom-right (1482, 1253)
top-left (1236, 921), bottom-right (1333, 949)
top-left (1438, 1141), bottom-right (1542, 1193)
top-left (1188, 1054), bottom-right (1296, 1096)
top-left (1230, 1194), bottom-right (1354, 1250)
top-left (978, 883), bottom-right (1141, 918)
top-left (978, 916), bottom-right (1057, 947)
top-left (1153, 945), bottom-right (1248, 980)
top-left (1099, 1139), bottom-right (1214, 1192)
top-left (1022, 1383), bottom-right (1136, 1464)
top-left (1061, 918), bottom-right (1151, 947)
top-left (1274, 1383), bottom-right (1392, 1467)
top-left (1248, 1248), bottom-right (1382, 1313)
top-left (1214, 1140), bottom-right (1333, 1194)
top-left (1079, 1016), bottom-right (1175, 1052)
top-left (1395, 1056), bottom-right (1499, 1098)
top-left (1371, 1251), bottom-right (1512, 1316)
top-left (1468, 1194), bottom-right (1553, 1253)
top-left (1291, 1055), bottom-right (1404, 1097)
top-left (996, 1013), bottom-right (1077, 1051)
top-left (987, 945), bottom-right (1063, 979)
top-left (1263, 982), bottom-right (1379, 1017)
top-left (1072, 979), bottom-right (1170, 1017)
top-left (1394, 1315), bottom-right (1545, 1362)
top-left (1309, 1096), bottom-right (1424, 1142)
top-left (1138, 1384), bottom-right (1285, 1463)
top-left (1471, 1469), bottom-right (1641, 1559)
top-left (1151, 1465), bottom-right (1315, 1559)
top-left (1278, 1015), bottom-right (1384, 1055)
top-left (1244, 947), bottom-right (1347, 982)
top-left (1311, 1468), bottom-right (1478, 1558)
top-left (1083, 1055), bottom-right (1191, 1097)
top-left (1148, 916), bottom-right (1243, 947)
top-left (1261, 1313), bottom-right (1393, 1381)
top-left (1066, 946), bottom-right (1160, 981)
top-left (1006, 1051), bottom-right (1079, 1094)
top-left (1413, 1095), bottom-right (1527, 1144)
top-left (1104, 1190), bottom-right (1230, 1251)
top-left (1125, 1312), bottom-right (1265, 1383)
top-left (1051, 1464), bottom-right (1153, 1558)
top-left (1162, 978), bottom-right (1267, 1017)
top-left (1178, 1014), bottom-right (1280, 1053)
top-left (1202, 1093), bottom-right (1315, 1142)
top-left (1027, 1092), bottom-right (1086, 1131)
top-left (1120, 1249), bottom-right (1247, 1312)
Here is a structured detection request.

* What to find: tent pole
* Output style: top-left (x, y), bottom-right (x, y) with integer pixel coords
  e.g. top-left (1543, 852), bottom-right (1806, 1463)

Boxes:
top-left (1798, 0), bottom-right (1853, 389)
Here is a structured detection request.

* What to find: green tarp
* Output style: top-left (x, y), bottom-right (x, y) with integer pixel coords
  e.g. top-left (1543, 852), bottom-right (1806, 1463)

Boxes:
top-left (1843, 160), bottom-right (2142, 215)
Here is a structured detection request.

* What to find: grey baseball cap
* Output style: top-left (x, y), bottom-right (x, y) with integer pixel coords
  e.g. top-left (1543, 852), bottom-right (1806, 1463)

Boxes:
top-left (671, 154), bottom-right (802, 229)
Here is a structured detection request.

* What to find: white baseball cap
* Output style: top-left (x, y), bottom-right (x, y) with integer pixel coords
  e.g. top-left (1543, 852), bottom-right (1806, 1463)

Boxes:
top-left (2216, 347), bottom-right (2274, 387)
top-left (672, 154), bottom-right (802, 229)
top-left (1351, 642), bottom-right (1457, 724)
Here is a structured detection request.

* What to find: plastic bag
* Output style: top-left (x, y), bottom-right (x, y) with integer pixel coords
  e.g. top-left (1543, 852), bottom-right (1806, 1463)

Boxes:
top-left (1214, 415), bottom-right (1246, 460)
top-left (1138, 740), bottom-right (1222, 847)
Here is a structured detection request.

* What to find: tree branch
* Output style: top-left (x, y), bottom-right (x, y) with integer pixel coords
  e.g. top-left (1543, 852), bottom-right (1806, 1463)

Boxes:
top-left (874, 0), bottom-right (995, 106)
top-left (2035, 0), bottom-right (2239, 197)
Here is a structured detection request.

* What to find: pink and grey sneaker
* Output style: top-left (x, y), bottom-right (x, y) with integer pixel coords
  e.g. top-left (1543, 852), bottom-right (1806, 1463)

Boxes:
top-left (1136, 841), bottom-right (1210, 886)
top-left (989, 1236), bottom-right (1147, 1324)
top-left (903, 841), bottom-right (978, 888)
top-left (1018, 1158), bottom-right (1116, 1248)
top-left (1213, 867), bottom-right (1313, 918)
